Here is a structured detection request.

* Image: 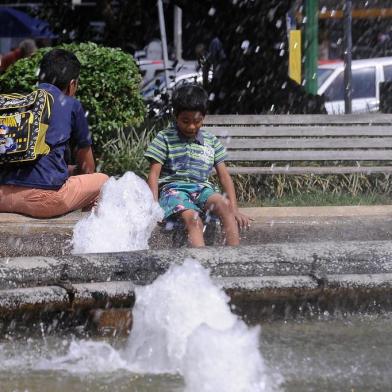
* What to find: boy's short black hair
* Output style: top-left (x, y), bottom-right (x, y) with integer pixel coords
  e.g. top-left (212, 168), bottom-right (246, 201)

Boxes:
top-left (38, 49), bottom-right (81, 91)
top-left (171, 84), bottom-right (208, 116)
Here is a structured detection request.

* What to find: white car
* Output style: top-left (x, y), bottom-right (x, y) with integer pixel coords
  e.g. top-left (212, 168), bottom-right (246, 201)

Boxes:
top-left (318, 57), bottom-right (392, 114)
top-left (141, 66), bottom-right (201, 101)
top-left (137, 59), bottom-right (173, 86)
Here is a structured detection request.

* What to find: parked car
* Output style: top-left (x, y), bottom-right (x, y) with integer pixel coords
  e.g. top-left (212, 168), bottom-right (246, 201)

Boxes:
top-left (137, 59), bottom-right (174, 86)
top-left (137, 57), bottom-right (198, 86)
top-left (141, 68), bottom-right (202, 118)
top-left (318, 57), bottom-right (392, 114)
top-left (141, 68), bottom-right (201, 101)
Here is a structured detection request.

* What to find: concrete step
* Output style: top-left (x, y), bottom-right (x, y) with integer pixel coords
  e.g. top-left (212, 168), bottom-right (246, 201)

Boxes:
top-left (2, 241), bottom-right (392, 333)
top-left (1, 205), bottom-right (392, 334)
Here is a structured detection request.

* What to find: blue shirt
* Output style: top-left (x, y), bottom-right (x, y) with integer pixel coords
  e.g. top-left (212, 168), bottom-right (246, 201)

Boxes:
top-left (0, 83), bottom-right (92, 190)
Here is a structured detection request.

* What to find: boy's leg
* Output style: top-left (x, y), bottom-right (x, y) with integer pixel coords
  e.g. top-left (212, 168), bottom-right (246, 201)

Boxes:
top-left (55, 173), bottom-right (109, 215)
top-left (0, 173), bottom-right (108, 218)
top-left (179, 209), bottom-right (205, 247)
top-left (204, 193), bottom-right (240, 246)
top-left (0, 185), bottom-right (65, 218)
top-left (159, 184), bottom-right (205, 247)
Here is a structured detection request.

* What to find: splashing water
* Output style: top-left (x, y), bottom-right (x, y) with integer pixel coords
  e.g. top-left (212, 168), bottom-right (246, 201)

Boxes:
top-left (36, 341), bottom-right (130, 374)
top-left (72, 172), bottom-right (163, 254)
top-left (125, 259), bottom-right (277, 391)
top-left (19, 260), bottom-right (278, 391)
top-left (42, 171), bottom-right (276, 389)
top-left (183, 324), bottom-right (269, 392)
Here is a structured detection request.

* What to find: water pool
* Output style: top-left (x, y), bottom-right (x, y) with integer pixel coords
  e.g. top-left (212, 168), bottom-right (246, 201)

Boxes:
top-left (1, 313), bottom-right (391, 392)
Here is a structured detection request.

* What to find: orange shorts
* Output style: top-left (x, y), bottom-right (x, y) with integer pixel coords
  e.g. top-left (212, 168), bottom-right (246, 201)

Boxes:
top-left (0, 173), bottom-right (109, 218)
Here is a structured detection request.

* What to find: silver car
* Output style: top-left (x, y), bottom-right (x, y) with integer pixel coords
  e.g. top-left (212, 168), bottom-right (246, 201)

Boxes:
top-left (318, 57), bottom-right (392, 114)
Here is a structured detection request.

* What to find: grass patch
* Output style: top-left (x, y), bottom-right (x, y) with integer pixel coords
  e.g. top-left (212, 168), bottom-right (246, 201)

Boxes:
top-left (241, 191), bottom-right (392, 207)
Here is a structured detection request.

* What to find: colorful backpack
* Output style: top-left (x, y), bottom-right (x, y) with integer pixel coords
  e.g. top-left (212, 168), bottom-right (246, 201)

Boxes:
top-left (0, 89), bottom-right (53, 165)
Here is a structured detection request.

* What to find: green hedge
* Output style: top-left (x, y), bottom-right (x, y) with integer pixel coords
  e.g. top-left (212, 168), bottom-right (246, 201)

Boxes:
top-left (0, 42), bottom-right (146, 151)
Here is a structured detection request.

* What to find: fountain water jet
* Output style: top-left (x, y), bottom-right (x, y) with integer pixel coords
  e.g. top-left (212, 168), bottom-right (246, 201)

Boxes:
top-left (72, 172), bottom-right (163, 254)
top-left (125, 259), bottom-right (278, 391)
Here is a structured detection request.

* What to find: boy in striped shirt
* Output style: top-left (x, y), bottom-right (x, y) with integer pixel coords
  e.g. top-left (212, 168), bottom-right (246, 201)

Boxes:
top-left (145, 84), bottom-right (251, 247)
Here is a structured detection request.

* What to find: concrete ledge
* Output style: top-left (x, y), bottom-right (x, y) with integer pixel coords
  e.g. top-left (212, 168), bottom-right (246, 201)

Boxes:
top-left (73, 281), bottom-right (135, 308)
top-left (1, 206), bottom-right (392, 257)
top-left (0, 281), bottom-right (135, 312)
top-left (0, 280), bottom-right (135, 333)
top-left (1, 207), bottom-right (392, 331)
top-left (3, 241), bottom-right (392, 290)
top-left (0, 285), bottom-right (69, 316)
top-left (1, 241), bottom-right (392, 326)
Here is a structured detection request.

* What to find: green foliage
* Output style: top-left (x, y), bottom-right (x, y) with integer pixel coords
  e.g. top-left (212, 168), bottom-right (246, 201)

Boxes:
top-left (98, 127), bottom-right (156, 178)
top-left (0, 42), bottom-right (146, 150)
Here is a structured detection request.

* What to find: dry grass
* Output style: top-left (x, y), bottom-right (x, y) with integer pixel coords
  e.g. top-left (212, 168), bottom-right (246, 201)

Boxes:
top-left (229, 173), bottom-right (392, 204)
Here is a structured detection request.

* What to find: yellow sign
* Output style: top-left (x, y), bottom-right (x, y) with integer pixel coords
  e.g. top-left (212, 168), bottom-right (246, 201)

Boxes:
top-left (289, 30), bottom-right (302, 85)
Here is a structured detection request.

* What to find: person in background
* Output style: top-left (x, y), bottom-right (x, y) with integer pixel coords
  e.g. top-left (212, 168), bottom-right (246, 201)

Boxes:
top-left (201, 35), bottom-right (229, 113)
top-left (145, 38), bottom-right (163, 60)
top-left (0, 49), bottom-right (108, 218)
top-left (318, 29), bottom-right (330, 61)
top-left (0, 39), bottom-right (37, 73)
top-left (145, 84), bottom-right (252, 247)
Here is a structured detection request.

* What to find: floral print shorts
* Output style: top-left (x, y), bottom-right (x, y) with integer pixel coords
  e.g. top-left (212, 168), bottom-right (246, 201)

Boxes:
top-left (159, 182), bottom-right (216, 220)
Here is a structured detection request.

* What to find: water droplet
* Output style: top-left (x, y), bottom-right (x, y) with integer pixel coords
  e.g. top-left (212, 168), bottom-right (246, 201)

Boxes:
top-left (208, 7), bottom-right (216, 16)
top-left (241, 40), bottom-right (250, 51)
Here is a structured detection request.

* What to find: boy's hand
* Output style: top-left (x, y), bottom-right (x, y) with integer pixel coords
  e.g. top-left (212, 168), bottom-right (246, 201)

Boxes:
top-left (233, 210), bottom-right (254, 230)
top-left (67, 164), bottom-right (77, 176)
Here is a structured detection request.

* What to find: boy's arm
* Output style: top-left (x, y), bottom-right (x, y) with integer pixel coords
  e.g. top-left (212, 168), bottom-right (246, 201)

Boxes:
top-left (147, 161), bottom-right (162, 201)
top-left (68, 100), bottom-right (95, 175)
top-left (215, 162), bottom-right (253, 229)
top-left (69, 146), bottom-right (96, 175)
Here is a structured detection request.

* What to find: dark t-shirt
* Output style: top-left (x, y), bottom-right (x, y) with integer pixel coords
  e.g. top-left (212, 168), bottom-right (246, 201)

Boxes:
top-left (0, 83), bottom-right (92, 190)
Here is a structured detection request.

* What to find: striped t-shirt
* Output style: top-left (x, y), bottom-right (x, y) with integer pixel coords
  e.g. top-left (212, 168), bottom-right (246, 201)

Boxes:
top-left (145, 125), bottom-right (227, 187)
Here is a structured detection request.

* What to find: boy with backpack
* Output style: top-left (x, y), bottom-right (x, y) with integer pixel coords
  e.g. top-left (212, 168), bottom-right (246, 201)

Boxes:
top-left (145, 84), bottom-right (251, 247)
top-left (0, 49), bottom-right (108, 218)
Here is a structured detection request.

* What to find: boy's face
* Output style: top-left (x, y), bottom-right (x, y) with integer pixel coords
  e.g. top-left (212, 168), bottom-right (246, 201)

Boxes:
top-left (176, 111), bottom-right (204, 139)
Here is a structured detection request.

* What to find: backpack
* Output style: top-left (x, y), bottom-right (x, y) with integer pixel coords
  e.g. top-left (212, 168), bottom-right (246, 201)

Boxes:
top-left (0, 89), bottom-right (53, 165)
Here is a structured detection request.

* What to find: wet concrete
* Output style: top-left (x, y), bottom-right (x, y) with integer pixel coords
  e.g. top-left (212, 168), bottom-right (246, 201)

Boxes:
top-left (1, 206), bottom-right (392, 257)
top-left (1, 207), bottom-right (392, 333)
top-left (3, 240), bottom-right (392, 289)
top-left (1, 241), bottom-right (392, 330)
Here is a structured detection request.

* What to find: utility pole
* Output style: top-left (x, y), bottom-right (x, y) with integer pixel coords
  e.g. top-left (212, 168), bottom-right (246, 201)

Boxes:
top-left (157, 0), bottom-right (170, 90)
top-left (173, 5), bottom-right (183, 61)
top-left (344, 0), bottom-right (353, 114)
top-left (304, 0), bottom-right (319, 95)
